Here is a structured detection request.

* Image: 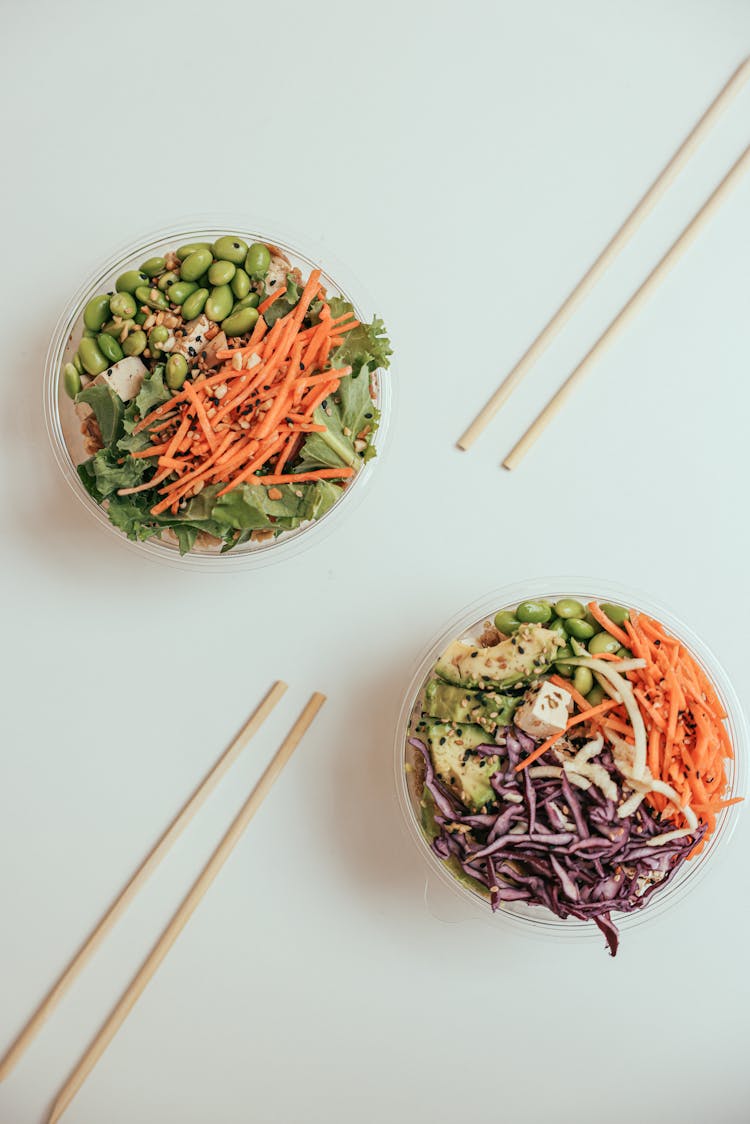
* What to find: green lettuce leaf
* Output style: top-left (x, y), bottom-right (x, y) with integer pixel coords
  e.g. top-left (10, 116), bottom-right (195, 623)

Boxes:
top-left (90, 448), bottom-right (151, 497)
top-left (209, 479), bottom-right (343, 533)
top-left (75, 384), bottom-right (123, 446)
top-left (325, 296), bottom-right (392, 376)
top-left (263, 272), bottom-right (301, 328)
top-left (77, 459), bottom-right (102, 501)
top-left (105, 489), bottom-right (228, 555)
top-left (105, 493), bottom-right (162, 540)
top-left (172, 525), bottom-right (199, 555)
top-left (338, 364), bottom-right (380, 463)
top-left (117, 427), bottom-right (155, 454)
top-left (135, 365), bottom-right (170, 417)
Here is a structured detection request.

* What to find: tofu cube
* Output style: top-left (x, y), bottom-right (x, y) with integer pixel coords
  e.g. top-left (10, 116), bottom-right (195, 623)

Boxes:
top-left (515, 681), bottom-right (572, 740)
top-left (94, 356), bottom-right (147, 402)
top-left (172, 314), bottom-right (210, 363)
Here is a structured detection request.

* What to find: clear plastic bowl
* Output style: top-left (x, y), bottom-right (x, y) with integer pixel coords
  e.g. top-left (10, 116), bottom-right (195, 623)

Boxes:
top-left (394, 578), bottom-right (748, 944)
top-left (43, 219), bottom-right (393, 569)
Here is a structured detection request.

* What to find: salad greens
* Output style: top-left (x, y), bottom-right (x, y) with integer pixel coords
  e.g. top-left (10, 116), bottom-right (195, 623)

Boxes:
top-left (67, 237), bottom-right (392, 555)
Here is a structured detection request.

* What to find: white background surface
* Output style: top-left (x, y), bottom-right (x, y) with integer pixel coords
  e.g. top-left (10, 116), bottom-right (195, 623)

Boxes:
top-left (1, 2), bottom-right (749, 1122)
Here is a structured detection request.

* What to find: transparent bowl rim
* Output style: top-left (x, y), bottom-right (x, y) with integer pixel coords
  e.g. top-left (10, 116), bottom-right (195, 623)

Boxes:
top-left (394, 577), bottom-right (748, 943)
top-left (42, 214), bottom-right (394, 571)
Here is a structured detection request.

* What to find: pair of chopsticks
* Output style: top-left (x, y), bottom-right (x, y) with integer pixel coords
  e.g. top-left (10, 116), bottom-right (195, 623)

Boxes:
top-left (458, 57), bottom-right (750, 468)
top-left (0, 682), bottom-right (325, 1123)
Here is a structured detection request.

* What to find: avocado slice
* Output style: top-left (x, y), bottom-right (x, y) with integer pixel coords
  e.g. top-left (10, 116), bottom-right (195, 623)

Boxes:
top-left (423, 679), bottom-right (519, 733)
top-left (425, 722), bottom-right (499, 811)
top-left (435, 623), bottom-right (563, 690)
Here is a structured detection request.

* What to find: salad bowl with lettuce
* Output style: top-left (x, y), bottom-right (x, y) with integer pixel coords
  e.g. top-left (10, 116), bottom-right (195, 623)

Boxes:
top-left (45, 225), bottom-right (392, 566)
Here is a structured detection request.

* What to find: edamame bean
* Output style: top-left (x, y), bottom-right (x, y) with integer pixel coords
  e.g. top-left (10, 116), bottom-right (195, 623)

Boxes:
top-left (72, 352), bottom-right (84, 375)
top-left (148, 326), bottom-right (170, 349)
top-left (554, 645), bottom-right (575, 677)
top-left (573, 666), bottom-right (594, 696)
top-left (122, 330), bottom-right (147, 357)
top-left (493, 610), bottom-right (520, 634)
top-left (109, 291), bottom-right (137, 319)
top-left (158, 270), bottom-right (179, 291)
top-left (140, 256), bottom-right (166, 277)
top-left (231, 267), bottom-right (251, 299)
top-left (553, 598), bottom-right (585, 619)
top-left (181, 288), bottom-right (209, 320)
top-left (564, 617), bottom-right (596, 641)
top-left (97, 333), bottom-right (124, 363)
top-left (63, 362), bottom-right (81, 399)
top-left (134, 311), bottom-right (148, 326)
top-left (616, 646), bottom-right (632, 659)
top-left (586, 684), bottom-right (606, 707)
top-left (180, 248), bottom-right (213, 282)
top-left (221, 307), bottom-right (259, 337)
top-left (600, 602), bottom-right (630, 626)
top-left (83, 294), bottom-right (111, 332)
top-left (583, 611), bottom-right (603, 634)
top-left (116, 269), bottom-right (149, 294)
top-left (588, 631), bottom-right (621, 656)
top-left (213, 235), bottom-right (249, 264)
top-left (176, 242), bottom-right (212, 260)
top-left (82, 328), bottom-right (96, 338)
top-left (78, 337), bottom-right (109, 376)
top-left (167, 280), bottom-right (198, 305)
top-left (244, 242), bottom-right (271, 276)
top-left (165, 352), bottom-right (188, 390)
top-left (548, 618), bottom-right (567, 638)
top-left (516, 600), bottom-right (552, 624)
top-left (231, 293), bottom-right (259, 312)
top-left (134, 285), bottom-right (169, 311)
top-left (208, 259), bottom-right (236, 286)
top-left (204, 284), bottom-right (233, 322)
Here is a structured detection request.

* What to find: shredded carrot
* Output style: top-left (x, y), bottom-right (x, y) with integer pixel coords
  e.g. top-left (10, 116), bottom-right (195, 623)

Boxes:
top-left (601, 716), bottom-right (633, 737)
top-left (258, 285), bottom-right (287, 314)
top-left (609, 604), bottom-right (739, 848)
top-left (512, 604), bottom-right (738, 852)
top-left (549, 674), bottom-right (589, 711)
top-left (119, 269), bottom-right (373, 513)
top-left (586, 602), bottom-right (630, 647)
top-left (247, 467), bottom-right (355, 486)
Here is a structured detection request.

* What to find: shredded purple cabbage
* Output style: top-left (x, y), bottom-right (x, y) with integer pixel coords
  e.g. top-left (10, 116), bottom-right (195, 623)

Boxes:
top-left (409, 729), bottom-right (706, 956)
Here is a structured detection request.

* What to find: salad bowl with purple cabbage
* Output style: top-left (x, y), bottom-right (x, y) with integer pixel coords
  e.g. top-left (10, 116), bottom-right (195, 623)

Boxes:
top-left (398, 587), bottom-right (746, 955)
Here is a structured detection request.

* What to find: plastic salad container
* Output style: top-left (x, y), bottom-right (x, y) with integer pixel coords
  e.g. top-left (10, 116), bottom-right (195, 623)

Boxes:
top-left (395, 579), bottom-right (747, 952)
top-left (43, 220), bottom-right (393, 568)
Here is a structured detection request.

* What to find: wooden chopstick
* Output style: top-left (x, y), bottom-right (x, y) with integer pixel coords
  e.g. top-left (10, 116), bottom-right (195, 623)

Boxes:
top-left (46, 691), bottom-right (325, 1124)
top-left (503, 144), bottom-right (750, 468)
top-left (456, 56), bottom-right (750, 452)
top-left (0, 680), bottom-right (287, 1083)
